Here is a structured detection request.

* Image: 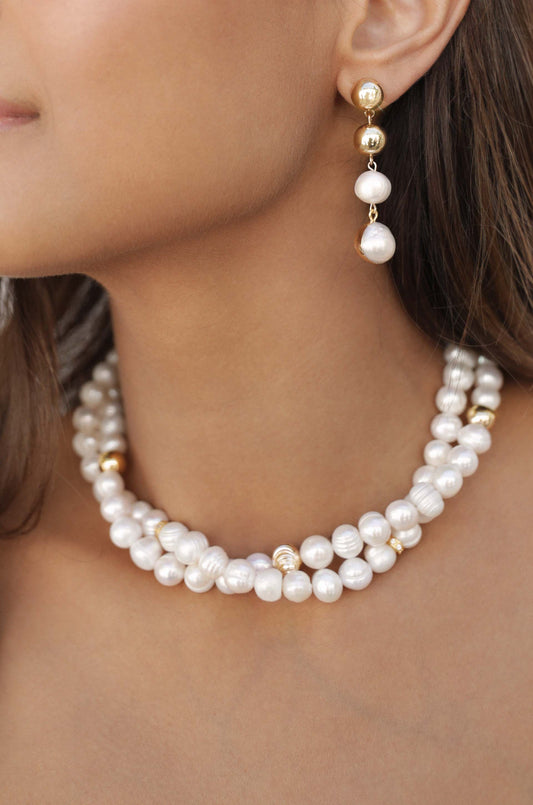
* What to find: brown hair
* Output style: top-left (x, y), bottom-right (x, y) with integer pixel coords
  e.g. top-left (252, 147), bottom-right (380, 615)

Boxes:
top-left (0, 0), bottom-right (532, 538)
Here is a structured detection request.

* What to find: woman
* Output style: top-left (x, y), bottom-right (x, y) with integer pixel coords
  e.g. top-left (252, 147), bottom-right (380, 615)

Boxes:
top-left (0, 0), bottom-right (531, 801)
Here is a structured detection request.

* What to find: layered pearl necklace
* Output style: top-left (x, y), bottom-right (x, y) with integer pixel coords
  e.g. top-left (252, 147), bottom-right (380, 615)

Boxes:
top-left (71, 343), bottom-right (503, 603)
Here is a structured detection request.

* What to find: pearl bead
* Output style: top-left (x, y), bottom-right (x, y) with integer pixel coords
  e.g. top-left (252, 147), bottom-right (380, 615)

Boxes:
top-left (354, 170), bottom-right (391, 203)
top-left (443, 362), bottom-right (475, 391)
top-left (407, 482), bottom-right (444, 519)
top-left (358, 511), bottom-right (391, 546)
top-left (79, 380), bottom-right (105, 409)
top-left (282, 570), bottom-right (313, 602)
top-left (109, 516), bottom-right (143, 548)
top-left (392, 523), bottom-right (422, 548)
top-left (435, 385), bottom-right (467, 415)
top-left (72, 431), bottom-right (99, 458)
top-left (157, 521), bottom-right (189, 552)
top-left (363, 543), bottom-right (397, 573)
top-left (215, 574), bottom-right (234, 594)
top-left (100, 492), bottom-right (134, 522)
top-left (254, 567), bottom-right (283, 601)
top-left (223, 558), bottom-right (256, 593)
top-left (384, 499), bottom-right (419, 531)
top-left (141, 508), bottom-right (169, 537)
top-left (130, 536), bottom-right (163, 570)
top-left (443, 344), bottom-right (478, 368)
top-left (412, 464), bottom-right (435, 485)
top-left (457, 423), bottom-right (491, 454)
top-left (99, 401), bottom-right (122, 419)
top-left (105, 348), bottom-right (119, 364)
top-left (80, 455), bottom-right (101, 483)
top-left (92, 361), bottom-right (117, 387)
top-left (331, 523), bottom-right (363, 559)
top-left (448, 444), bottom-right (479, 476)
top-left (154, 553), bottom-right (185, 586)
top-left (431, 464), bottom-right (463, 498)
top-left (475, 364), bottom-right (503, 390)
top-left (423, 439), bottom-right (451, 466)
top-left (131, 500), bottom-right (152, 522)
top-left (198, 545), bottom-right (229, 578)
top-left (338, 557), bottom-right (373, 590)
top-left (100, 434), bottom-right (127, 454)
top-left (312, 569), bottom-right (343, 602)
top-left (357, 222), bottom-right (396, 264)
top-left (246, 552), bottom-right (273, 571)
top-left (184, 564), bottom-right (215, 593)
top-left (300, 535), bottom-right (334, 569)
top-left (72, 405), bottom-right (99, 433)
top-left (471, 386), bottom-right (501, 410)
top-left (174, 530), bottom-right (210, 565)
top-left (100, 414), bottom-right (125, 437)
top-left (429, 413), bottom-right (463, 443)
top-left (93, 469), bottom-right (125, 502)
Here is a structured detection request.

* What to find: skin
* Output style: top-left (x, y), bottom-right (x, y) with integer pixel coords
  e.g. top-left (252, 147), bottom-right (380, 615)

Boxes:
top-left (0, 0), bottom-right (532, 801)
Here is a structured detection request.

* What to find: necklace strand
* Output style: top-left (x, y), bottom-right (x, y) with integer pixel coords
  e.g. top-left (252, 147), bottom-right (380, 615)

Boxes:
top-left (71, 343), bottom-right (503, 603)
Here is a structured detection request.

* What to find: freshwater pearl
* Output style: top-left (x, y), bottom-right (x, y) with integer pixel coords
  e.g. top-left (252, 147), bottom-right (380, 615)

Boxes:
top-left (475, 364), bottom-right (503, 389)
top-left (300, 535), bottom-right (334, 569)
top-left (312, 569), bottom-right (343, 602)
top-left (157, 521), bottom-right (189, 552)
top-left (430, 413), bottom-right (463, 443)
top-left (407, 482), bottom-right (445, 519)
top-left (215, 574), bottom-right (234, 594)
top-left (100, 492), bottom-right (134, 522)
top-left (282, 570), bottom-right (313, 602)
top-left (338, 557), bottom-right (373, 590)
top-left (184, 564), bottom-right (214, 593)
top-left (79, 380), bottom-right (105, 409)
top-left (93, 469), bottom-right (124, 501)
top-left (471, 386), bottom-right (501, 410)
top-left (80, 454), bottom-right (101, 483)
top-left (435, 386), bottom-right (468, 415)
top-left (448, 444), bottom-right (479, 476)
top-left (130, 536), bottom-right (163, 570)
top-left (141, 508), bottom-right (169, 537)
top-left (246, 552), bottom-right (273, 571)
top-left (254, 567), bottom-right (283, 602)
top-left (457, 423), bottom-right (491, 454)
top-left (100, 414), bottom-right (125, 437)
top-left (363, 543), bottom-right (397, 573)
top-left (72, 431), bottom-right (99, 458)
top-left (100, 434), bottom-right (127, 454)
top-left (354, 170), bottom-right (391, 204)
top-left (154, 553), bottom-right (185, 586)
top-left (110, 516), bottom-right (143, 548)
top-left (73, 406), bottom-right (99, 433)
top-left (443, 362), bottom-right (475, 391)
top-left (131, 500), bottom-right (153, 522)
top-left (358, 511), bottom-right (391, 546)
top-left (198, 545), bottom-right (229, 578)
top-left (392, 523), bottom-right (422, 548)
top-left (331, 523), bottom-right (363, 559)
top-left (92, 362), bottom-right (117, 388)
top-left (423, 439), bottom-right (451, 466)
top-left (384, 499), bottom-right (419, 531)
top-left (358, 222), bottom-right (396, 264)
top-left (174, 531), bottom-right (210, 565)
top-left (431, 464), bottom-right (463, 498)
top-left (443, 345), bottom-right (478, 368)
top-left (224, 559), bottom-right (256, 593)
top-left (412, 464), bottom-right (435, 485)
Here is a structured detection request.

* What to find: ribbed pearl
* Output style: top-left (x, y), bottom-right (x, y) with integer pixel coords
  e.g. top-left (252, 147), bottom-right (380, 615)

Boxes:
top-left (300, 535), bottom-right (334, 569)
top-left (100, 434), bottom-right (127, 454)
top-left (358, 222), bottom-right (396, 264)
top-left (384, 499), bottom-right (419, 531)
top-left (92, 362), bottom-right (117, 387)
top-left (392, 523), bottom-right (422, 548)
top-left (435, 386), bottom-right (467, 415)
top-left (215, 574), bottom-right (234, 594)
top-left (93, 469), bottom-right (125, 502)
top-left (431, 464), bottom-right (463, 498)
top-left (407, 482), bottom-right (444, 519)
top-left (72, 431), bottom-right (99, 458)
top-left (73, 406), bottom-right (99, 433)
top-left (223, 559), bottom-right (256, 593)
top-left (354, 170), bottom-right (391, 204)
top-left (198, 545), bottom-right (229, 578)
top-left (429, 413), bottom-right (463, 443)
top-left (443, 345), bottom-right (478, 368)
top-left (79, 380), bottom-right (105, 409)
top-left (423, 439), bottom-right (451, 466)
top-left (80, 455), bottom-right (101, 483)
top-left (443, 362), bottom-right (475, 391)
top-left (475, 364), bottom-right (503, 389)
top-left (174, 531), bottom-right (210, 565)
top-left (363, 543), bottom-right (397, 573)
top-left (282, 570), bottom-right (313, 602)
top-left (471, 386), bottom-right (501, 410)
top-left (338, 557), bottom-right (373, 590)
top-left (246, 552), bottom-right (273, 571)
top-left (109, 516), bottom-right (143, 548)
top-left (141, 508), bottom-right (169, 537)
top-left (157, 521), bottom-right (189, 552)
top-left (412, 464), bottom-right (435, 485)
top-left (100, 492), bottom-right (134, 522)
top-left (448, 444), bottom-right (479, 476)
top-left (312, 569), bottom-right (343, 602)
top-left (254, 567), bottom-right (283, 601)
top-left (130, 536), bottom-right (163, 570)
top-left (331, 523), bottom-right (363, 559)
top-left (358, 511), bottom-right (391, 546)
top-left (131, 500), bottom-right (152, 522)
top-left (457, 423), bottom-right (491, 454)
top-left (154, 553), bottom-right (185, 586)
top-left (184, 564), bottom-right (215, 593)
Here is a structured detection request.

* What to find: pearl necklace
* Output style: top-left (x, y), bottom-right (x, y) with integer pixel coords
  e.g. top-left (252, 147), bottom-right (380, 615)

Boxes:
top-left (71, 343), bottom-right (503, 603)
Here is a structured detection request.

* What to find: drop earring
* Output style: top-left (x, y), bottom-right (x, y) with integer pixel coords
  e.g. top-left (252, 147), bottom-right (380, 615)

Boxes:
top-left (351, 79), bottom-right (396, 265)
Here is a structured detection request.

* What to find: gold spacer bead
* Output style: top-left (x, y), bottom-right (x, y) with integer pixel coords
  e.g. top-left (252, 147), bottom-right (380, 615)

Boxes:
top-left (388, 537), bottom-right (404, 555)
top-left (272, 544), bottom-right (302, 574)
top-left (98, 450), bottom-right (127, 473)
top-left (466, 404), bottom-right (496, 429)
top-left (351, 79), bottom-right (384, 111)
top-left (353, 124), bottom-right (386, 155)
top-left (154, 520), bottom-right (169, 540)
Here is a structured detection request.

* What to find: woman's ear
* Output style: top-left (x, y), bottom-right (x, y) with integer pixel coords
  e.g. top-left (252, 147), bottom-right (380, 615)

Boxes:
top-left (335, 0), bottom-right (471, 107)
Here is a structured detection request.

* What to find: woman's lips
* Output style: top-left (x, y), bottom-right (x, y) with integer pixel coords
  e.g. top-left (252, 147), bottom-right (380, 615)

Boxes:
top-left (0, 96), bottom-right (39, 128)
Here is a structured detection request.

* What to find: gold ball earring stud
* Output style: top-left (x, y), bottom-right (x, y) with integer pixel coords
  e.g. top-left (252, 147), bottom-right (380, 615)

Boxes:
top-left (351, 78), bottom-right (384, 111)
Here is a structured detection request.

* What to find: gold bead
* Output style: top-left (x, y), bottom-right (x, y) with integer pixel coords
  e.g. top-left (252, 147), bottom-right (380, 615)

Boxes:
top-left (388, 537), bottom-right (404, 555)
top-left (354, 124), bottom-right (386, 155)
top-left (154, 520), bottom-right (169, 540)
top-left (98, 450), bottom-right (127, 473)
top-left (272, 544), bottom-right (302, 574)
top-left (466, 404), bottom-right (496, 429)
top-left (351, 79), bottom-right (383, 111)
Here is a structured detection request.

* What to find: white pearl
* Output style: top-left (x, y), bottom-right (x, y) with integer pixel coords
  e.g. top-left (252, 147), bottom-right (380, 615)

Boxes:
top-left (331, 523), bottom-right (363, 559)
top-left (246, 552), bottom-right (273, 571)
top-left (92, 361), bottom-right (118, 388)
top-left (100, 414), bottom-right (125, 437)
top-left (141, 508), bottom-right (169, 537)
top-left (457, 423), bottom-right (491, 454)
top-left (72, 431), bottom-right (99, 458)
top-left (299, 535), bottom-right (334, 569)
top-left (130, 536), bottom-right (163, 570)
top-left (254, 567), bottom-right (283, 601)
top-left (174, 530), bottom-right (210, 565)
top-left (423, 439), bottom-right (451, 466)
top-left (431, 464), bottom-right (463, 498)
top-left (100, 492), bottom-right (134, 522)
top-left (443, 344), bottom-right (478, 368)
top-left (109, 516), bottom-right (142, 548)
top-left (359, 222), bottom-right (396, 264)
top-left (184, 564), bottom-right (215, 593)
top-left (412, 464), bottom-right (435, 485)
top-left (79, 380), bottom-right (105, 409)
top-left (282, 570), bottom-right (313, 602)
top-left (80, 455), bottom-right (101, 483)
top-left (443, 362), bottom-right (475, 391)
top-left (154, 553), bottom-right (185, 586)
top-left (435, 385), bottom-right (467, 415)
top-left (354, 170), bottom-right (392, 203)
top-left (407, 482), bottom-right (444, 519)
top-left (384, 499), bottom-right (419, 531)
top-left (99, 434), bottom-right (127, 454)
top-left (471, 386), bottom-right (501, 410)
top-left (478, 354), bottom-right (497, 366)
top-left (92, 469), bottom-right (125, 502)
top-left (429, 413), bottom-right (463, 443)
top-left (338, 557), bottom-right (373, 590)
top-left (198, 545), bottom-right (229, 578)
top-left (392, 523), bottom-right (422, 548)
top-left (475, 364), bottom-right (503, 390)
top-left (363, 543), bottom-right (397, 573)
top-left (224, 559), bottom-right (256, 593)
top-left (448, 444), bottom-right (479, 476)
top-left (130, 500), bottom-right (152, 522)
top-left (99, 401), bottom-right (122, 419)
top-left (157, 521), bottom-right (189, 552)
top-left (72, 405), bottom-right (99, 433)
top-left (106, 348), bottom-right (119, 364)
top-left (312, 569), bottom-right (343, 602)
top-left (215, 574), bottom-right (234, 594)
top-left (358, 511), bottom-right (391, 546)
